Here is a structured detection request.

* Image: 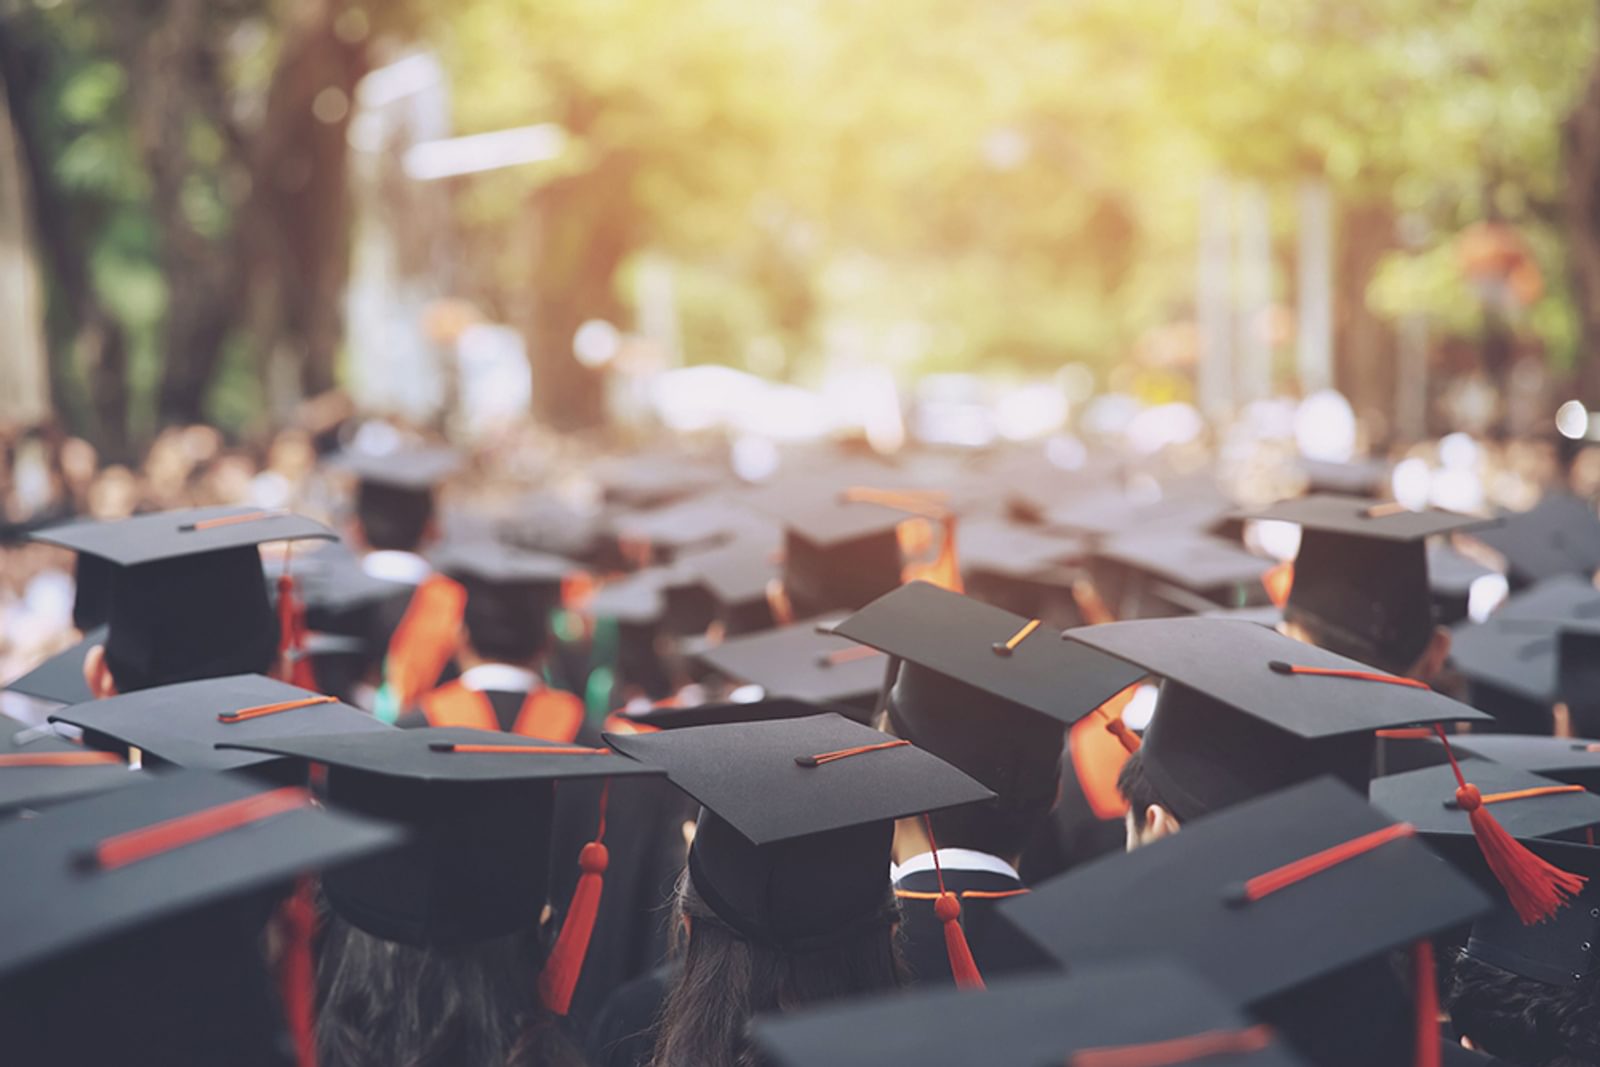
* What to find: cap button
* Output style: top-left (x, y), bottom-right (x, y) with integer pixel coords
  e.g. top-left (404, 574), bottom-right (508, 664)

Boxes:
top-left (991, 642), bottom-right (1014, 658)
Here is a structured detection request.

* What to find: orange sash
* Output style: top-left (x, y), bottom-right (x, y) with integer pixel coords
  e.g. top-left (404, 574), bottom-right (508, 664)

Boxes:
top-left (420, 680), bottom-right (585, 742)
top-left (385, 574), bottom-right (467, 710)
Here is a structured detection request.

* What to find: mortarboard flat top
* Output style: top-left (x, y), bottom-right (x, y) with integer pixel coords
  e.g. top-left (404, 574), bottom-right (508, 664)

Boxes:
top-left (750, 963), bottom-right (1308, 1067)
top-left (611, 496), bottom-right (775, 554)
top-left (1467, 493), bottom-right (1600, 585)
top-left (590, 454), bottom-right (725, 507)
top-left (1096, 533), bottom-right (1271, 593)
top-left (755, 488), bottom-right (913, 549)
top-left (1464, 839), bottom-right (1600, 987)
top-left (999, 776), bottom-right (1491, 1005)
top-left (958, 517), bottom-right (1085, 579)
top-left (0, 714), bottom-right (139, 814)
top-left (218, 725), bottom-right (660, 784)
top-left (1044, 486), bottom-right (1234, 540)
top-left (604, 712), bottom-right (993, 847)
top-left (692, 620), bottom-right (890, 707)
top-left (1429, 542), bottom-right (1497, 597)
top-left (0, 768), bottom-right (400, 979)
top-left (1299, 457), bottom-right (1390, 498)
top-left (2, 628), bottom-right (103, 706)
top-left (1064, 617), bottom-right (1490, 740)
top-left (430, 540), bottom-right (577, 586)
top-left (1244, 495), bottom-right (1490, 542)
top-left (1449, 616), bottom-right (1561, 704)
top-left (332, 445), bottom-right (462, 491)
top-left (51, 674), bottom-right (390, 773)
top-left (1370, 758), bottom-right (1600, 841)
top-left (835, 581), bottom-right (1144, 725)
top-left (1448, 734), bottom-right (1600, 791)
top-left (614, 696), bottom-right (864, 732)
top-left (586, 567), bottom-right (675, 625)
top-left (31, 506), bottom-right (336, 567)
top-left (1494, 573), bottom-right (1600, 622)
top-left (681, 541), bottom-right (782, 608)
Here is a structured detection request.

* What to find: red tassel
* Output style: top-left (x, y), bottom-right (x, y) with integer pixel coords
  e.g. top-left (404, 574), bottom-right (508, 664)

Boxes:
top-left (276, 564), bottom-right (316, 690)
top-left (1432, 726), bottom-right (1587, 924)
top-left (922, 814), bottom-right (985, 990)
top-left (537, 783), bottom-right (610, 1015)
top-left (277, 876), bottom-right (319, 1067)
top-left (1413, 940), bottom-right (1440, 1067)
top-left (1105, 716), bottom-right (1141, 754)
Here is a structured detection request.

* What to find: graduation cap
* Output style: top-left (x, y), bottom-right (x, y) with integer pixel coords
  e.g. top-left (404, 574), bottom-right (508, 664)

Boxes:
top-left (1245, 496), bottom-right (1491, 670)
top-left (1427, 543), bottom-right (1497, 626)
top-left (1299, 456), bottom-right (1390, 498)
top-left (1044, 482), bottom-right (1235, 542)
top-left (1495, 573), bottom-right (1600, 622)
top-left (49, 673), bottom-right (390, 777)
top-left (610, 495), bottom-right (775, 560)
top-left (1464, 839), bottom-right (1600, 987)
top-left (0, 712), bottom-right (138, 815)
top-left (679, 540), bottom-right (783, 636)
top-left (614, 696), bottom-right (858, 732)
top-left (590, 454), bottom-right (725, 509)
top-left (334, 445), bottom-right (461, 552)
top-left (750, 962), bottom-right (1308, 1067)
top-left (605, 713), bottom-right (993, 960)
top-left (692, 619), bottom-right (891, 711)
top-left (0, 767), bottom-right (399, 1065)
top-left (1000, 777), bottom-right (1491, 1061)
top-left (835, 581), bottom-right (1145, 805)
top-left (958, 516), bottom-right (1085, 581)
top-left (72, 553), bottom-right (113, 632)
top-left (32, 507), bottom-right (337, 692)
top-left (1467, 493), bottom-right (1600, 588)
top-left (216, 726), bottom-right (661, 1014)
top-left (432, 540), bottom-right (577, 663)
top-left (755, 487), bottom-right (910, 619)
top-left (2, 627), bottom-right (103, 706)
top-left (1373, 758), bottom-right (1600, 846)
top-left (1094, 532), bottom-right (1272, 610)
top-left (1064, 617), bottom-right (1491, 819)
top-left (1447, 734), bottom-right (1600, 793)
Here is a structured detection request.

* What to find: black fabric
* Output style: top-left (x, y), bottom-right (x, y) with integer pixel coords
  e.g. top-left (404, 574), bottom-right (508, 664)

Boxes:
top-left (1288, 532), bottom-right (1435, 669)
top-left (892, 867), bottom-right (1053, 987)
top-left (691, 621), bottom-right (890, 708)
top-left (586, 965), bottom-right (673, 1067)
top-left (783, 525), bottom-right (904, 619)
top-left (0, 712), bottom-right (140, 814)
top-left (1371, 758), bottom-right (1600, 843)
top-left (72, 553), bottom-right (113, 631)
top-left (1465, 839), bottom-right (1600, 986)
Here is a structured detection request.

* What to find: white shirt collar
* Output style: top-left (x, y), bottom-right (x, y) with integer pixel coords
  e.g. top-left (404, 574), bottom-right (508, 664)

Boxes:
top-left (361, 550), bottom-right (432, 586)
top-left (890, 848), bottom-right (1021, 884)
top-left (458, 664), bottom-right (541, 694)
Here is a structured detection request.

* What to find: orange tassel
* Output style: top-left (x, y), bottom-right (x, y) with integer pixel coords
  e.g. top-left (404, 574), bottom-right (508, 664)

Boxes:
top-left (1432, 725), bottom-right (1587, 924)
top-left (1262, 561), bottom-right (1294, 608)
top-left (276, 564), bottom-right (317, 690)
top-left (538, 782), bottom-right (611, 1015)
top-left (922, 814), bottom-right (985, 990)
top-left (1413, 940), bottom-right (1440, 1067)
top-left (277, 877), bottom-right (319, 1067)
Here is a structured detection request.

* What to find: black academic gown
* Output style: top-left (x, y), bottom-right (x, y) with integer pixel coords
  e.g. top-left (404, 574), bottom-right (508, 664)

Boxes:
top-left (892, 863), bottom-right (1053, 987)
top-left (586, 965), bottom-right (675, 1067)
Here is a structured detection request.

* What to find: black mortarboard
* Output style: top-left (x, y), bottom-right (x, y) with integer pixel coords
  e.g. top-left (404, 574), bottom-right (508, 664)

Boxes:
top-left (3, 627), bottom-right (103, 706)
top-left (959, 516), bottom-right (1086, 580)
top-left (1468, 493), bottom-right (1600, 588)
top-left (1095, 532), bottom-right (1272, 607)
top-left (1495, 573), bottom-right (1600, 622)
top-left (1044, 482), bottom-right (1235, 541)
top-left (50, 674), bottom-right (389, 777)
top-left (217, 727), bottom-right (659, 947)
top-left (1300, 456), bottom-right (1390, 498)
top-left (1449, 616), bottom-right (1559, 707)
top-left (999, 777), bottom-right (1490, 1006)
top-left (498, 491), bottom-right (611, 564)
top-left (1464, 839), bottom-right (1600, 987)
top-left (604, 713), bottom-right (992, 946)
top-left (837, 581), bottom-right (1145, 829)
top-left (1246, 496), bottom-right (1490, 670)
top-left (0, 712), bottom-right (137, 814)
top-left (1065, 617), bottom-right (1491, 819)
top-left (611, 495), bottom-right (774, 560)
top-left (1448, 734), bottom-right (1600, 792)
top-left (750, 962), bottom-right (1308, 1067)
top-left (1428, 542), bottom-right (1497, 626)
top-left (335, 445), bottom-right (460, 553)
top-left (0, 767), bottom-right (399, 1066)
top-left (0, 766), bottom-right (400, 979)
top-left (680, 540), bottom-right (783, 635)
top-left (757, 488), bottom-right (908, 619)
top-left (614, 696), bottom-right (858, 732)
top-left (72, 553), bottom-right (113, 632)
top-left (1372, 758), bottom-right (1600, 845)
top-left (692, 620), bottom-right (890, 710)
top-left (333, 444), bottom-right (462, 491)
top-left (32, 507), bottom-right (337, 692)
top-left (591, 454), bottom-right (724, 509)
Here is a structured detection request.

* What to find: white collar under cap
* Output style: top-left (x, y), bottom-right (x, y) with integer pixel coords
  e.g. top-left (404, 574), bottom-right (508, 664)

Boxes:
top-left (361, 550), bottom-right (432, 586)
top-left (458, 664), bottom-right (541, 694)
top-left (890, 848), bottom-right (1021, 884)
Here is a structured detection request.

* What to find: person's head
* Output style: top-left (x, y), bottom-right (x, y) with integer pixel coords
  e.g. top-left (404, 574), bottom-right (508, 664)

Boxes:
top-left (1447, 951), bottom-right (1600, 1067)
top-left (1116, 746), bottom-right (1181, 851)
top-left (879, 670), bottom-right (1064, 860)
top-left (1280, 615), bottom-right (1452, 683)
top-left (434, 544), bottom-right (571, 670)
top-left (316, 912), bottom-right (582, 1067)
top-left (651, 869), bottom-right (906, 1067)
top-left (354, 481), bottom-right (437, 553)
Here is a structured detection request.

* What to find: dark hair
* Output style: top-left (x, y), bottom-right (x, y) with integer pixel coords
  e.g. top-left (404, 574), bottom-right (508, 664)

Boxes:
top-left (1446, 951), bottom-right (1600, 1067)
top-left (649, 872), bottom-right (907, 1067)
top-left (1283, 607), bottom-right (1417, 678)
top-left (316, 912), bottom-right (584, 1067)
top-left (356, 482), bottom-right (434, 553)
top-left (1116, 748), bottom-right (1169, 825)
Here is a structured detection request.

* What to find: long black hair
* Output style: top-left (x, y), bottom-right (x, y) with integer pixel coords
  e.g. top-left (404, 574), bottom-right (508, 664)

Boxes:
top-left (316, 910), bottom-right (586, 1067)
top-left (648, 872), bottom-right (907, 1067)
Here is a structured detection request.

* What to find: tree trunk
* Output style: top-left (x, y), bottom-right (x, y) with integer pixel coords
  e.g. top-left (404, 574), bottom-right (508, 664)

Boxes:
top-left (1564, 11), bottom-right (1600, 409)
top-left (1332, 203), bottom-right (1400, 445)
top-left (0, 69), bottom-right (50, 425)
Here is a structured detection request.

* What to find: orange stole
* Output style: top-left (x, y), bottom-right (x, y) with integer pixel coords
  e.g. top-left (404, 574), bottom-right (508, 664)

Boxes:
top-left (385, 574), bottom-right (468, 710)
top-left (420, 681), bottom-right (585, 742)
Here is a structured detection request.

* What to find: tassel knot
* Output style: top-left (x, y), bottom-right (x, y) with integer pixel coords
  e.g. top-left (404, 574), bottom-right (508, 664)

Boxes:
top-left (1454, 784), bottom-right (1481, 813)
top-left (579, 841), bottom-right (609, 874)
top-left (934, 891), bottom-right (962, 924)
